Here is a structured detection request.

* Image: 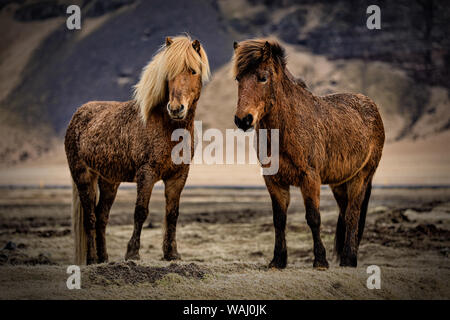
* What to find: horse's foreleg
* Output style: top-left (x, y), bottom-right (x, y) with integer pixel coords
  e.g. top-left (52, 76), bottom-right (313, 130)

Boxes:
top-left (162, 170), bottom-right (188, 260)
top-left (265, 178), bottom-right (290, 269)
top-left (125, 167), bottom-right (156, 261)
top-left (300, 175), bottom-right (329, 270)
top-left (95, 178), bottom-right (119, 263)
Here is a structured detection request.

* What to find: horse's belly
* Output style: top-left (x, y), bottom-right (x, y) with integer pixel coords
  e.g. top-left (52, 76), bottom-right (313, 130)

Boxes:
top-left (78, 144), bottom-right (135, 182)
top-left (84, 158), bottom-right (136, 183)
top-left (320, 149), bottom-right (371, 185)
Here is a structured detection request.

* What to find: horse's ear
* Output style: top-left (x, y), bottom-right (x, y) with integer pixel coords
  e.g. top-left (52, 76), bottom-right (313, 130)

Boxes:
top-left (233, 41), bottom-right (239, 50)
top-left (166, 37), bottom-right (173, 46)
top-left (262, 41), bottom-right (271, 61)
top-left (192, 39), bottom-right (201, 54)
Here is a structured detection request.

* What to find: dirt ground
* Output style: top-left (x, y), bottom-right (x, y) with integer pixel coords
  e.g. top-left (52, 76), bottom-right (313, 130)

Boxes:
top-left (0, 186), bottom-right (449, 299)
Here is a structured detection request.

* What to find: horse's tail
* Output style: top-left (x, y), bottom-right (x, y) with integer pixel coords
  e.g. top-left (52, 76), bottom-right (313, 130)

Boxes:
top-left (358, 181), bottom-right (372, 244)
top-left (72, 180), bottom-right (87, 265)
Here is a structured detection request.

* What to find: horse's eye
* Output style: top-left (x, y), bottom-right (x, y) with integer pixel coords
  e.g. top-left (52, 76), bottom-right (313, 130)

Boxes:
top-left (191, 69), bottom-right (197, 75)
top-left (258, 75), bottom-right (267, 82)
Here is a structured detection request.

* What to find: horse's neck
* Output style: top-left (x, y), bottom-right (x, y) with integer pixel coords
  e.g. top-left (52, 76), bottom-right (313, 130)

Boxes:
top-left (260, 75), bottom-right (315, 130)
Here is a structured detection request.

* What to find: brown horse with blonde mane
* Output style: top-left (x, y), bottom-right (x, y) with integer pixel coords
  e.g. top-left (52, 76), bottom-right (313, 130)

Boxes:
top-left (65, 35), bottom-right (210, 265)
top-left (233, 39), bottom-right (384, 269)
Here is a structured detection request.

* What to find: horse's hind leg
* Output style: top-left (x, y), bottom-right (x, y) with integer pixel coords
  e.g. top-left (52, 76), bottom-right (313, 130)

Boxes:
top-left (73, 168), bottom-right (98, 265)
top-left (340, 172), bottom-right (371, 267)
top-left (125, 166), bottom-right (156, 260)
top-left (162, 170), bottom-right (188, 260)
top-left (264, 177), bottom-right (290, 269)
top-left (331, 183), bottom-right (348, 260)
top-left (95, 177), bottom-right (119, 263)
top-left (358, 176), bottom-right (373, 246)
top-left (300, 174), bottom-right (329, 269)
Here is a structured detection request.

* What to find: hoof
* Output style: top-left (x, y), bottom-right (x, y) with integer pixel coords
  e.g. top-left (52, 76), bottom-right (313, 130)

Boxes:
top-left (268, 258), bottom-right (287, 269)
top-left (339, 255), bottom-right (357, 267)
top-left (86, 252), bottom-right (98, 265)
top-left (313, 259), bottom-right (329, 270)
top-left (125, 251), bottom-right (140, 261)
top-left (97, 254), bottom-right (109, 264)
top-left (163, 252), bottom-right (181, 261)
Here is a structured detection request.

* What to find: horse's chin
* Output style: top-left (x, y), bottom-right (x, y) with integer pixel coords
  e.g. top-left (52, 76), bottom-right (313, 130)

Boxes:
top-left (238, 125), bottom-right (254, 132)
top-left (169, 115), bottom-right (187, 121)
top-left (168, 112), bottom-right (187, 121)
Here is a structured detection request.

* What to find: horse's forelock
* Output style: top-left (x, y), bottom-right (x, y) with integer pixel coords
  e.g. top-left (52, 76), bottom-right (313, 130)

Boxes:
top-left (164, 36), bottom-right (210, 83)
top-left (134, 35), bottom-right (210, 123)
top-left (233, 39), bottom-right (286, 79)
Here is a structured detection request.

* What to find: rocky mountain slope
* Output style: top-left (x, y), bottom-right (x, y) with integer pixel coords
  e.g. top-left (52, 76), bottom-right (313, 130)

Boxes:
top-left (0, 0), bottom-right (449, 166)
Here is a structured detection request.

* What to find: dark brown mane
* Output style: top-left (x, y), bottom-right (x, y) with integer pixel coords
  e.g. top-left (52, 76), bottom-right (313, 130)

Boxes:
top-left (233, 39), bottom-right (308, 89)
top-left (233, 39), bottom-right (286, 79)
top-left (294, 78), bottom-right (307, 89)
top-left (284, 68), bottom-right (308, 89)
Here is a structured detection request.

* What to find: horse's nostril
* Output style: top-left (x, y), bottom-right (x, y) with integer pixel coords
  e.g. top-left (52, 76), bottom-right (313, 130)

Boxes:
top-left (235, 114), bottom-right (254, 131)
top-left (179, 105), bottom-right (185, 112)
top-left (245, 114), bottom-right (253, 126)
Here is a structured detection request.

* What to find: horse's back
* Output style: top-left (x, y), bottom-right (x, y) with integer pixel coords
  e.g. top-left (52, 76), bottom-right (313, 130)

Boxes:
top-left (67, 101), bottom-right (130, 128)
top-left (65, 100), bottom-right (139, 181)
top-left (322, 92), bottom-right (377, 116)
top-left (66, 101), bottom-right (129, 151)
top-left (321, 92), bottom-right (384, 140)
top-left (316, 92), bottom-right (385, 184)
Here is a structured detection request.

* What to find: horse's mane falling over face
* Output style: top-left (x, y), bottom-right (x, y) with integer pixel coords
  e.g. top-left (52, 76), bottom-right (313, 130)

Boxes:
top-left (133, 35), bottom-right (210, 123)
top-left (232, 39), bottom-right (286, 80)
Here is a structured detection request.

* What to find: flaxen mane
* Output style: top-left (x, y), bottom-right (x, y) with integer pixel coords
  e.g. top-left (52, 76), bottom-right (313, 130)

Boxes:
top-left (134, 35), bottom-right (210, 123)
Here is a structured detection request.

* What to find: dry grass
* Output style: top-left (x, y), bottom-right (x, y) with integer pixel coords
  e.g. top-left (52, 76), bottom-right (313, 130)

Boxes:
top-left (0, 187), bottom-right (449, 299)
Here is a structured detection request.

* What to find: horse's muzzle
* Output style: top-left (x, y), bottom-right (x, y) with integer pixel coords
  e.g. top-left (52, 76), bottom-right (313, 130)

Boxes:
top-left (167, 103), bottom-right (186, 120)
top-left (234, 114), bottom-right (254, 132)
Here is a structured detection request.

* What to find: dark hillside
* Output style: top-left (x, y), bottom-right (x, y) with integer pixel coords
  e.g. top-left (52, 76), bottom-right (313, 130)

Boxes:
top-left (2, 0), bottom-right (232, 132)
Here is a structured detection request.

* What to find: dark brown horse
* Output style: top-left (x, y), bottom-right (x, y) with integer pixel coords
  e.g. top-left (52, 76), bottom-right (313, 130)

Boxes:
top-left (233, 39), bottom-right (385, 269)
top-left (65, 35), bottom-right (210, 264)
